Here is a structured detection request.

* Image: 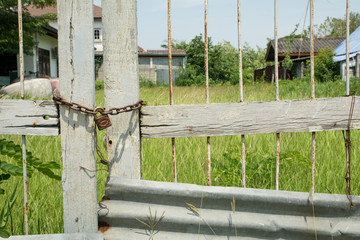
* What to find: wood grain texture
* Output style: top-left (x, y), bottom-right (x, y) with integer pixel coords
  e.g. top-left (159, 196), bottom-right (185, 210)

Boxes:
top-left (103, 0), bottom-right (141, 179)
top-left (58, 1), bottom-right (98, 233)
top-left (140, 96), bottom-right (360, 138)
top-left (0, 100), bottom-right (58, 136)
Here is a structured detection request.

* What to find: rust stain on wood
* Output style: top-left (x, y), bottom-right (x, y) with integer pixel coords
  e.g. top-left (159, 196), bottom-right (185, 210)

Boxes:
top-left (98, 221), bottom-right (111, 233)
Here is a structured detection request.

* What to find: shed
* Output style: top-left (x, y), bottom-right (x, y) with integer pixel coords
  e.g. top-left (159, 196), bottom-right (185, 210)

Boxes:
top-left (257, 37), bottom-right (344, 82)
top-left (333, 26), bottom-right (360, 79)
top-left (138, 48), bottom-right (187, 85)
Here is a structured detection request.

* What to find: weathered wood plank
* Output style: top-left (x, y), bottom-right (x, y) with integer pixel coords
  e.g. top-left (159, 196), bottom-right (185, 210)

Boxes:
top-left (103, 0), bottom-right (141, 179)
top-left (0, 100), bottom-right (59, 136)
top-left (58, 1), bottom-right (97, 233)
top-left (140, 96), bottom-right (360, 138)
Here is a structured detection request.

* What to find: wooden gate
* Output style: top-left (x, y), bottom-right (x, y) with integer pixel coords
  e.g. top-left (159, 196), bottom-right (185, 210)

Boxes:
top-left (1, 0), bottom-right (359, 239)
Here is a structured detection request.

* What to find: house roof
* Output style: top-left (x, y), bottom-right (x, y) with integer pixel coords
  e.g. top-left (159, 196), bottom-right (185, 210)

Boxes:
top-left (25, 4), bottom-right (102, 19)
top-left (333, 26), bottom-right (360, 62)
top-left (95, 48), bottom-right (187, 57)
top-left (138, 49), bottom-right (187, 56)
top-left (265, 37), bottom-right (345, 62)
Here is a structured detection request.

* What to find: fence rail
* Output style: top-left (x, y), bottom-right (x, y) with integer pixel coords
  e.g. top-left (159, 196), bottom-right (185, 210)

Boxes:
top-left (0, 100), bottom-right (58, 136)
top-left (141, 96), bottom-right (359, 138)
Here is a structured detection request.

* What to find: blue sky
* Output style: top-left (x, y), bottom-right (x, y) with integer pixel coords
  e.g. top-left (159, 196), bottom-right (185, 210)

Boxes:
top-left (94, 0), bottom-right (360, 50)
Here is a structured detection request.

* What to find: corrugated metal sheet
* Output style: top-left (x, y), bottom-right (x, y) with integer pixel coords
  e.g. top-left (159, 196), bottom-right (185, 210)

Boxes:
top-left (6, 233), bottom-right (103, 240)
top-left (334, 26), bottom-right (360, 62)
top-left (98, 178), bottom-right (360, 240)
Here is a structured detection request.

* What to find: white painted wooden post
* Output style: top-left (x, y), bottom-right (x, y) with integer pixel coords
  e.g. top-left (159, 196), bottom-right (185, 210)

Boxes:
top-left (102, 0), bottom-right (141, 179)
top-left (58, 1), bottom-right (98, 233)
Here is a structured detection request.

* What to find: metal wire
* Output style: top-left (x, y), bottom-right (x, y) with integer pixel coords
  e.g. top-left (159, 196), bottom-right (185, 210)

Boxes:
top-left (18, 0), bottom-right (28, 234)
top-left (168, 0), bottom-right (177, 182)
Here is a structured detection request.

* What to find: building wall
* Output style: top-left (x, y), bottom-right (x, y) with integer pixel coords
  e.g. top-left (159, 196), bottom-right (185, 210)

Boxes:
top-left (94, 20), bottom-right (103, 52)
top-left (138, 55), bottom-right (185, 84)
top-left (37, 34), bottom-right (58, 77)
top-left (340, 56), bottom-right (359, 80)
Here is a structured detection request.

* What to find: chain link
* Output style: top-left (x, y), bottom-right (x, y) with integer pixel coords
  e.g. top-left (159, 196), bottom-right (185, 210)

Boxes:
top-left (53, 93), bottom-right (145, 116)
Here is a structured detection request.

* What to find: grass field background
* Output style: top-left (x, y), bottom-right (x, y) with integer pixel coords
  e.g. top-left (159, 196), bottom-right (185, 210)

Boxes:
top-left (1, 79), bottom-right (359, 235)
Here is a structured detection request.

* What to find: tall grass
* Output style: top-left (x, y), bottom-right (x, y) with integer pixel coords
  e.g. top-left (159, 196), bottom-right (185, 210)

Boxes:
top-left (0, 79), bottom-right (358, 236)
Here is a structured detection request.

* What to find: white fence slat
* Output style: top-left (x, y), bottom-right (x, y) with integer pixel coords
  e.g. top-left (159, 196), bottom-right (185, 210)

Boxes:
top-left (58, 1), bottom-right (97, 233)
top-left (103, 0), bottom-right (141, 179)
top-left (141, 96), bottom-right (360, 138)
top-left (0, 100), bottom-right (58, 136)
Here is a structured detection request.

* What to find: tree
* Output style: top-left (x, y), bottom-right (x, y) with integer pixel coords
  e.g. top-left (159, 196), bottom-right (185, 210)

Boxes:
top-left (304, 48), bottom-right (340, 82)
top-left (0, 0), bottom-right (56, 55)
top-left (318, 12), bottom-right (360, 37)
top-left (161, 39), bottom-right (188, 50)
top-left (175, 34), bottom-right (267, 86)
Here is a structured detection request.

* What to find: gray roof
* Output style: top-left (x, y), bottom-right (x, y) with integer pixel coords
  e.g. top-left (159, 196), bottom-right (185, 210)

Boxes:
top-left (265, 37), bottom-right (345, 61)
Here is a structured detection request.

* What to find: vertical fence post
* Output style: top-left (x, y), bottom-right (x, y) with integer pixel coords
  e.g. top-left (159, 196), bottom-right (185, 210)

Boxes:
top-left (58, 1), bottom-right (98, 233)
top-left (310, 0), bottom-right (316, 194)
top-left (274, 0), bottom-right (281, 191)
top-left (103, 0), bottom-right (141, 179)
top-left (168, 0), bottom-right (177, 183)
top-left (346, 0), bottom-right (350, 96)
top-left (17, 0), bottom-right (29, 234)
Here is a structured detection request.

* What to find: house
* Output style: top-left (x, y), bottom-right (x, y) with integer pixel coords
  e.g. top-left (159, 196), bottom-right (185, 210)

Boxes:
top-left (0, 4), bottom-right (102, 85)
top-left (138, 47), bottom-right (187, 84)
top-left (333, 26), bottom-right (360, 79)
top-left (23, 4), bottom-right (187, 85)
top-left (255, 37), bottom-right (344, 82)
top-left (97, 47), bottom-right (187, 84)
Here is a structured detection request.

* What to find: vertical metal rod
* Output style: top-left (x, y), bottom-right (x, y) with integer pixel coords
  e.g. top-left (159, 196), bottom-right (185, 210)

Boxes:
top-left (274, 0), bottom-right (280, 191)
top-left (345, 0), bottom-right (352, 206)
top-left (275, 133), bottom-right (280, 190)
top-left (274, 0), bottom-right (279, 101)
top-left (310, 0), bottom-right (316, 194)
top-left (237, 0), bottom-right (246, 188)
top-left (346, 0), bottom-right (350, 96)
top-left (204, 0), bottom-right (209, 105)
top-left (18, 0), bottom-right (28, 235)
top-left (204, 0), bottom-right (211, 186)
top-left (238, 0), bottom-right (243, 103)
top-left (241, 135), bottom-right (246, 187)
top-left (310, 0), bottom-right (315, 99)
top-left (168, 0), bottom-right (177, 182)
top-left (311, 132), bottom-right (316, 193)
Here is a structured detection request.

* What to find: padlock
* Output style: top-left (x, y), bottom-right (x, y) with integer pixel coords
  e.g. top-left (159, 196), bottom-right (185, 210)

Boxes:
top-left (95, 114), bottom-right (112, 131)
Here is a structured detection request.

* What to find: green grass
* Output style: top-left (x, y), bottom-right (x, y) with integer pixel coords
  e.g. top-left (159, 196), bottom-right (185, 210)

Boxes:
top-left (0, 79), bottom-right (359, 236)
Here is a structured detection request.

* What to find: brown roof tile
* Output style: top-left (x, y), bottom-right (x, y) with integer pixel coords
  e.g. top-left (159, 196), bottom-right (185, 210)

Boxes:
top-left (265, 37), bottom-right (345, 61)
top-left (25, 4), bottom-right (102, 19)
top-left (138, 48), bottom-right (186, 55)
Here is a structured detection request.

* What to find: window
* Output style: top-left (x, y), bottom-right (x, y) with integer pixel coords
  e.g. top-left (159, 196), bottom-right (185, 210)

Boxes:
top-left (94, 29), bottom-right (101, 41)
top-left (38, 48), bottom-right (50, 76)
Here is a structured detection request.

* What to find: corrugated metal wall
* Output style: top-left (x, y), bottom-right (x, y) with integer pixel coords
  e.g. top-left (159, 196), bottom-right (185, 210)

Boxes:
top-left (98, 178), bottom-right (360, 239)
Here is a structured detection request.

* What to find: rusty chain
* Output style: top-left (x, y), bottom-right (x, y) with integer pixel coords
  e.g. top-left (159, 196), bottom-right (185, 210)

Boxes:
top-left (53, 94), bottom-right (145, 116)
top-left (53, 91), bottom-right (145, 166)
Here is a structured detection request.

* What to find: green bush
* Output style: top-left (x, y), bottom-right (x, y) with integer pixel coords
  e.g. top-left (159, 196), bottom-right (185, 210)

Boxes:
top-left (95, 81), bottom-right (104, 90)
top-left (303, 48), bottom-right (341, 82)
top-left (350, 77), bottom-right (360, 95)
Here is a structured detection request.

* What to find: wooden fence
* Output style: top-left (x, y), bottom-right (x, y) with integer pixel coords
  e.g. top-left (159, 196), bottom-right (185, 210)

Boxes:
top-left (1, 0), bottom-right (359, 239)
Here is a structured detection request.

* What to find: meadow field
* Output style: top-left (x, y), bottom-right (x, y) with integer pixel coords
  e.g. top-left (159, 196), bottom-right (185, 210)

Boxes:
top-left (1, 79), bottom-right (359, 235)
